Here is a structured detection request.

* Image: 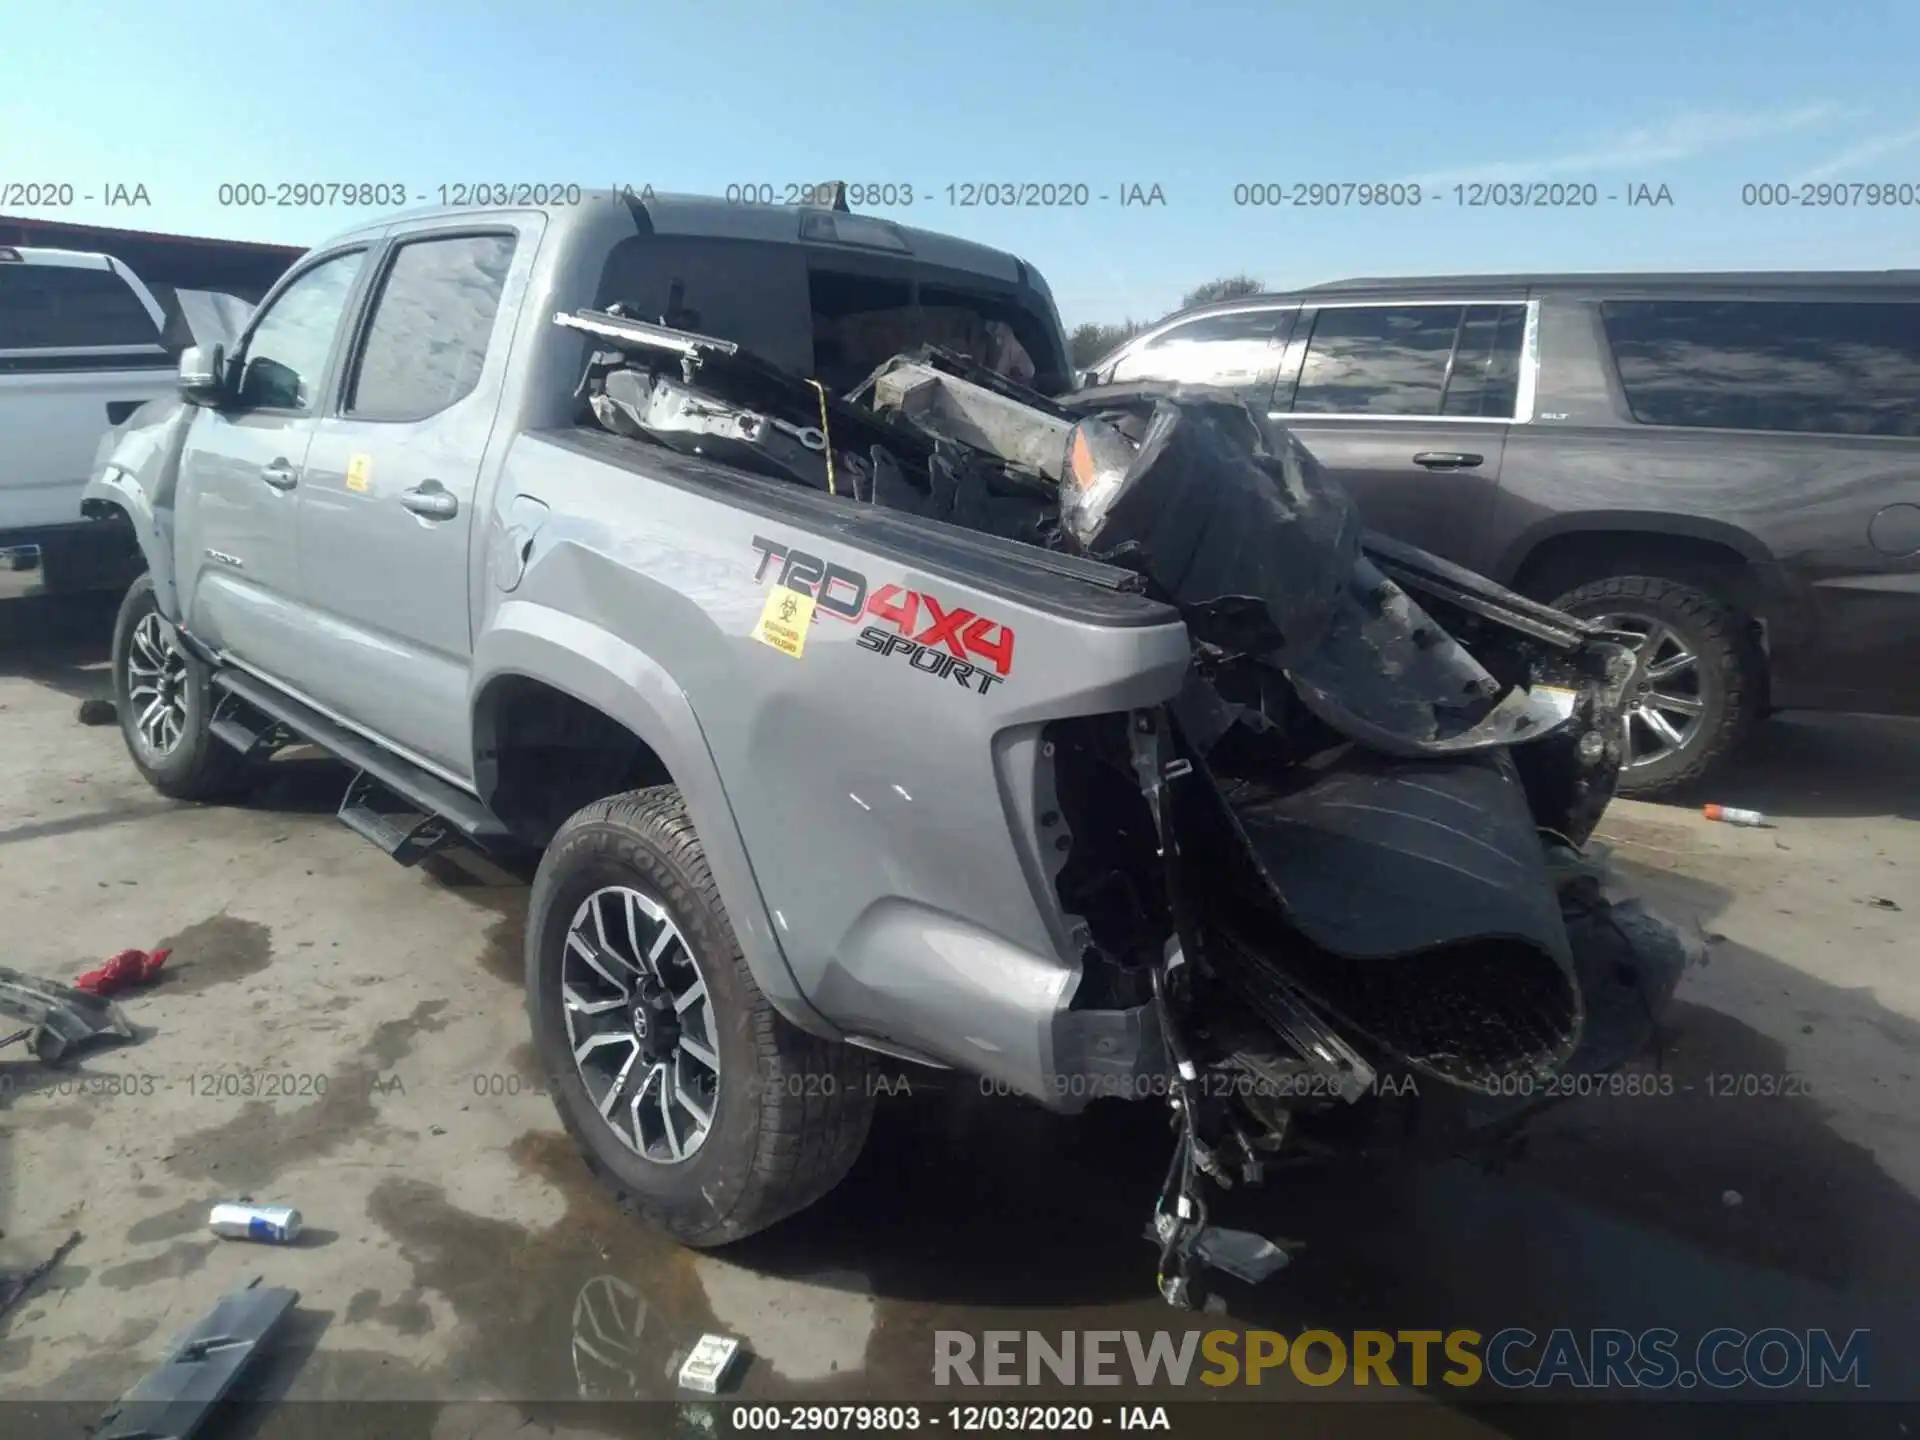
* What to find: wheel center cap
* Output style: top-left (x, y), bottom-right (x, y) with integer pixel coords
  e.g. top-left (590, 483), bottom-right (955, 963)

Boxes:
top-left (629, 982), bottom-right (679, 1061)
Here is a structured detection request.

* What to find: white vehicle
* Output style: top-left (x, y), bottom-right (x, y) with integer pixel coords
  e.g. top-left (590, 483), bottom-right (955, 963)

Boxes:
top-left (1, 246), bottom-right (177, 587)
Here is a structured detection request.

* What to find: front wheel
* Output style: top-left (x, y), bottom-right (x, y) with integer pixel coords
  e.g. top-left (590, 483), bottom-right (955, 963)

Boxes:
top-left (526, 787), bottom-right (875, 1247)
top-left (110, 575), bottom-right (250, 801)
top-left (1550, 573), bottom-right (1762, 798)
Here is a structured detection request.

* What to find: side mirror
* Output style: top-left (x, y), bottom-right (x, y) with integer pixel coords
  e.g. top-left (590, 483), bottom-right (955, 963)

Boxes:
top-left (177, 344), bottom-right (228, 406)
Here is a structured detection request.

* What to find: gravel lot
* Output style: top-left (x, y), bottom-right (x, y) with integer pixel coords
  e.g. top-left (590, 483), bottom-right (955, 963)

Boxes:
top-left (1, 579), bottom-right (1914, 1439)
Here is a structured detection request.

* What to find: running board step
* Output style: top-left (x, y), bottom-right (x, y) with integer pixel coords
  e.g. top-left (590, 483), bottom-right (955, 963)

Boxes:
top-left (208, 691), bottom-right (286, 762)
top-left (208, 669), bottom-right (511, 854)
top-left (339, 770), bottom-right (452, 866)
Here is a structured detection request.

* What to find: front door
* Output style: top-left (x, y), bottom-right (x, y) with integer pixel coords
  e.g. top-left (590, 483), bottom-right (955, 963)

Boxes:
top-left (294, 226), bottom-right (526, 782)
top-left (174, 248), bottom-right (370, 668)
top-left (1271, 301), bottom-right (1528, 573)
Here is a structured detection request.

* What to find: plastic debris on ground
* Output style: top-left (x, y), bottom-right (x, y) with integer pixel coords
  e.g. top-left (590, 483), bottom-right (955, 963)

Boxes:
top-left (75, 947), bottom-right (171, 997)
top-left (1703, 804), bottom-right (1769, 827)
top-left (0, 964), bottom-right (135, 1062)
top-left (97, 1276), bottom-right (300, 1440)
top-left (677, 1334), bottom-right (744, 1394)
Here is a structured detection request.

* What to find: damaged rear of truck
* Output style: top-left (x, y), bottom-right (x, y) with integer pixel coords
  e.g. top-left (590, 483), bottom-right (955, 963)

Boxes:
top-left (557, 297), bottom-right (1696, 1305)
top-left (83, 190), bottom-right (1693, 1309)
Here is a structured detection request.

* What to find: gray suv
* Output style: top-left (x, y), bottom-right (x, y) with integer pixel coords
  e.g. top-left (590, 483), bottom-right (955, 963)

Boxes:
top-left (1089, 273), bottom-right (1920, 794)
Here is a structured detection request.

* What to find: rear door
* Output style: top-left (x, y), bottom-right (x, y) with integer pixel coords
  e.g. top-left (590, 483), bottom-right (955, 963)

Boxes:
top-left (1271, 299), bottom-right (1531, 571)
top-left (1104, 305), bottom-right (1295, 406)
top-left (1595, 293), bottom-right (1920, 715)
top-left (292, 223), bottom-right (528, 781)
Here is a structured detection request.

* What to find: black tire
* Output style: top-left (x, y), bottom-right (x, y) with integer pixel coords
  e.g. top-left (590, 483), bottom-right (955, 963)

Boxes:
top-left (1549, 573), bottom-right (1762, 798)
top-left (526, 787), bottom-right (875, 1247)
top-left (110, 574), bottom-right (251, 801)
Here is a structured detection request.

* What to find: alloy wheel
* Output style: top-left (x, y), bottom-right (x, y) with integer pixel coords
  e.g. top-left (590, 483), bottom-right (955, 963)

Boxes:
top-left (125, 612), bottom-right (191, 760)
top-left (1593, 611), bottom-right (1708, 773)
top-left (561, 885), bottom-right (720, 1164)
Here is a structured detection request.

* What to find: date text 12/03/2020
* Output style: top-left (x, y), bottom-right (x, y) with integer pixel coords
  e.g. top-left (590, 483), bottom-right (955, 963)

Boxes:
top-left (721, 182), bottom-right (1167, 208)
top-left (1229, 181), bottom-right (1676, 207)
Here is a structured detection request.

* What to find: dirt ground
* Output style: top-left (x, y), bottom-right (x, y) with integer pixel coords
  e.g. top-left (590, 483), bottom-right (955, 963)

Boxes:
top-left (1, 580), bottom-right (1915, 1439)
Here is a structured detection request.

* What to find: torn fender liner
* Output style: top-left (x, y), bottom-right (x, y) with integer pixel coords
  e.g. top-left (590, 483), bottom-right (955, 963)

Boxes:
top-left (97, 1279), bottom-right (299, 1440)
top-left (0, 964), bottom-right (135, 1063)
top-left (1195, 750), bottom-right (1584, 1092)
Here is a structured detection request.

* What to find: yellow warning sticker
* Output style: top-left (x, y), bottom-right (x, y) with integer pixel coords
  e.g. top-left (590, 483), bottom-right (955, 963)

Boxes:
top-left (752, 584), bottom-right (817, 658)
top-left (345, 454), bottom-right (372, 493)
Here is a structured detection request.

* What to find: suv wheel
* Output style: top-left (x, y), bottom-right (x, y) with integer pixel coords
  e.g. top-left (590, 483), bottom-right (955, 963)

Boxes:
top-left (526, 787), bottom-right (875, 1247)
top-left (1549, 574), bottom-right (1761, 798)
top-left (110, 575), bottom-right (251, 801)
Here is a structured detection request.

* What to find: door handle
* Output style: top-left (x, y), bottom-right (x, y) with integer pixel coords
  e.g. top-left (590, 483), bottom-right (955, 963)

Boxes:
top-left (400, 482), bottom-right (459, 520)
top-left (1412, 451), bottom-right (1484, 470)
top-left (260, 459), bottom-right (299, 490)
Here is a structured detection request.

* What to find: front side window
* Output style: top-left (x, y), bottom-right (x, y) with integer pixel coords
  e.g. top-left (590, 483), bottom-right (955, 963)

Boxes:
top-left (235, 250), bottom-right (366, 412)
top-left (0, 263), bottom-right (161, 350)
top-left (345, 233), bottom-right (517, 423)
top-left (1602, 298), bottom-right (1920, 437)
top-left (1110, 309), bottom-right (1284, 388)
top-left (1287, 304), bottom-right (1464, 416)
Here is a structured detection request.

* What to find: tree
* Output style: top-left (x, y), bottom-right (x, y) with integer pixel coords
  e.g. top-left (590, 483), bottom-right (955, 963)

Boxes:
top-left (1179, 274), bottom-right (1264, 309)
top-left (1069, 320), bottom-right (1144, 369)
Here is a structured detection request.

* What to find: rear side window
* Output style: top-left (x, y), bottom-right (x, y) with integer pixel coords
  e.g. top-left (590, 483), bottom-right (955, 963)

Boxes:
top-left (1441, 304), bottom-right (1528, 418)
top-left (0, 262), bottom-right (161, 349)
top-left (1602, 299), bottom-right (1920, 437)
top-left (1287, 305), bottom-right (1464, 416)
top-left (345, 233), bottom-right (518, 423)
top-left (1110, 309), bottom-right (1285, 389)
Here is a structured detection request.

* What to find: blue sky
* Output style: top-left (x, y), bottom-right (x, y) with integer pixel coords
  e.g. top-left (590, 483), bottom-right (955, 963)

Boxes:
top-left (5, 0), bottom-right (1920, 326)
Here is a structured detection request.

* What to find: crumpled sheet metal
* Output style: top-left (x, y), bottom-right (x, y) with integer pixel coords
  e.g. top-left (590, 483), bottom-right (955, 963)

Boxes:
top-left (1057, 401), bottom-right (1571, 757)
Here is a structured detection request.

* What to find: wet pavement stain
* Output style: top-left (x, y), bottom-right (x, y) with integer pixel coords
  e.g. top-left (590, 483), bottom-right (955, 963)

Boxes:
top-left (28, 1316), bottom-right (169, 1403)
top-left (0, 1334), bottom-right (32, 1374)
top-left (124, 1195), bottom-right (213, 1246)
top-left (361, 1128), bottom-right (718, 1404)
top-left (153, 914), bottom-right (275, 995)
top-left (341, 1284), bottom-right (435, 1336)
top-left (162, 1000), bottom-right (450, 1187)
top-left (345, 1288), bottom-right (382, 1324)
top-left (98, 1238), bottom-right (214, 1289)
top-left (475, 901), bottom-right (530, 989)
top-left (1513, 996), bottom-right (1920, 1292)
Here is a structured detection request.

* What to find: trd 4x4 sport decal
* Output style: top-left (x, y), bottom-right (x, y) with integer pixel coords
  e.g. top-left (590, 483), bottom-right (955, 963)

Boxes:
top-left (750, 535), bottom-right (1015, 695)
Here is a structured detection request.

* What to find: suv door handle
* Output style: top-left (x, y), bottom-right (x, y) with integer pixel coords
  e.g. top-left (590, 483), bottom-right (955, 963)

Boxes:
top-left (1412, 451), bottom-right (1484, 470)
top-left (260, 459), bottom-right (299, 490)
top-left (400, 482), bottom-right (459, 520)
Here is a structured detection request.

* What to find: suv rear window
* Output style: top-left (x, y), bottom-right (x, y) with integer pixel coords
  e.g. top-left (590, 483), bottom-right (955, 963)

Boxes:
top-left (0, 262), bottom-right (162, 349)
top-left (1285, 303), bottom-right (1527, 418)
top-left (1601, 298), bottom-right (1920, 437)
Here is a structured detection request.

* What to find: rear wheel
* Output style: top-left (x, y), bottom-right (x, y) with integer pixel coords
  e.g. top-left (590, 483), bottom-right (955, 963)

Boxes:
top-left (1549, 573), bottom-right (1761, 798)
top-left (526, 787), bottom-right (875, 1246)
top-left (110, 575), bottom-right (251, 801)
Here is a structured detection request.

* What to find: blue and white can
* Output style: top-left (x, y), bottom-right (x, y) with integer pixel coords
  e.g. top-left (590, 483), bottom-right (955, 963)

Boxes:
top-left (208, 1202), bottom-right (303, 1244)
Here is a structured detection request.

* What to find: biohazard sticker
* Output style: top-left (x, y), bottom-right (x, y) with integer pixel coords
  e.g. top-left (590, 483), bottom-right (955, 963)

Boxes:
top-left (752, 584), bottom-right (817, 658)
top-left (346, 454), bottom-right (372, 493)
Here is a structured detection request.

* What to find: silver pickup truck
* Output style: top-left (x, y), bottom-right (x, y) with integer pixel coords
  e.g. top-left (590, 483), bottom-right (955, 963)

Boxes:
top-left (82, 189), bottom-right (1691, 1305)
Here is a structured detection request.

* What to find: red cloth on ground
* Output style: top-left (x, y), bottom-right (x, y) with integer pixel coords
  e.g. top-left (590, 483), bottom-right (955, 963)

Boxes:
top-left (74, 948), bottom-right (171, 996)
